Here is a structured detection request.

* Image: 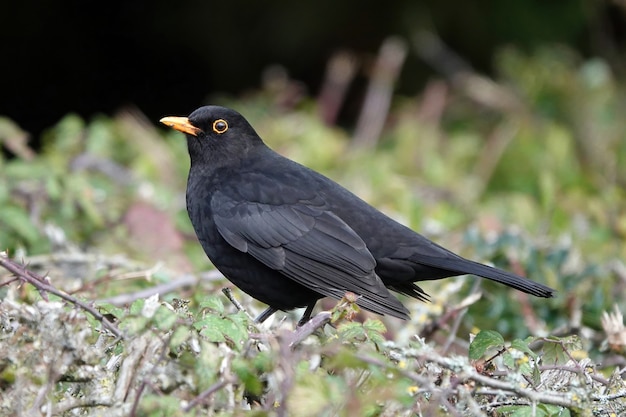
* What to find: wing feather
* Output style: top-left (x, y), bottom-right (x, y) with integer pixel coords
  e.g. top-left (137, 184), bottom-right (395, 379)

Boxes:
top-left (211, 192), bottom-right (409, 318)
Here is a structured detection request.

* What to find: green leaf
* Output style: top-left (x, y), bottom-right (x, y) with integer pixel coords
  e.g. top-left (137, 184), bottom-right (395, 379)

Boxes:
top-left (194, 316), bottom-right (226, 343)
top-left (469, 330), bottom-right (505, 360)
top-left (531, 361), bottom-right (542, 386)
top-left (326, 348), bottom-right (371, 371)
top-left (195, 341), bottom-right (221, 391)
top-left (169, 326), bottom-right (191, 350)
top-left (119, 316), bottom-right (150, 335)
top-left (363, 318), bottom-right (387, 334)
top-left (496, 404), bottom-right (568, 417)
top-left (502, 351), bottom-right (515, 369)
top-left (4, 159), bottom-right (52, 180)
top-left (232, 357), bottom-right (264, 396)
top-left (497, 405), bottom-right (534, 417)
top-left (541, 336), bottom-right (582, 365)
top-left (96, 303), bottom-right (126, 320)
top-left (194, 313), bottom-right (248, 349)
top-left (129, 298), bottom-right (145, 316)
top-left (152, 305), bottom-right (178, 331)
top-left (138, 394), bottom-right (185, 417)
top-left (0, 205), bottom-right (40, 244)
top-left (363, 319), bottom-right (387, 348)
top-left (337, 322), bottom-right (365, 342)
top-left (198, 296), bottom-right (225, 315)
top-left (511, 338), bottom-right (538, 360)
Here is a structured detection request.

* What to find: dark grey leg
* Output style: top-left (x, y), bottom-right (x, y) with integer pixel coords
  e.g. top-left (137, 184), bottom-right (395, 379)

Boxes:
top-left (297, 303), bottom-right (317, 327)
top-left (254, 306), bottom-right (278, 323)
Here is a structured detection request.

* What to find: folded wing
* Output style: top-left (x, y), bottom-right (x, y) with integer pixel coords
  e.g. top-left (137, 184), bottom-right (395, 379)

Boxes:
top-left (211, 191), bottom-right (410, 319)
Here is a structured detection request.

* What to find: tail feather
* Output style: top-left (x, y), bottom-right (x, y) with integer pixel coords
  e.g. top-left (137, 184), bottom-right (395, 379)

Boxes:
top-left (411, 255), bottom-right (555, 298)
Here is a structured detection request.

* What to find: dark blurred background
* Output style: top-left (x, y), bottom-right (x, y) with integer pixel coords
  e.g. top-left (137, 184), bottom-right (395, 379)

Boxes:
top-left (2, 0), bottom-right (624, 140)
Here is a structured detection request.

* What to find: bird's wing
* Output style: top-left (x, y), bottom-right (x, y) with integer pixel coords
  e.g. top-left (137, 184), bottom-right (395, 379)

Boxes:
top-left (211, 191), bottom-right (409, 319)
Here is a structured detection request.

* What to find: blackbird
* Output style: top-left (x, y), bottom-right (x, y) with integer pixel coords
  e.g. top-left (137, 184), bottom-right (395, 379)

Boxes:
top-left (161, 106), bottom-right (555, 323)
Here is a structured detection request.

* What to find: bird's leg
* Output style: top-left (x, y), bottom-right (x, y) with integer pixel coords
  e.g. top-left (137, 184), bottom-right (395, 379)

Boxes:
top-left (254, 306), bottom-right (278, 323)
top-left (297, 303), bottom-right (317, 327)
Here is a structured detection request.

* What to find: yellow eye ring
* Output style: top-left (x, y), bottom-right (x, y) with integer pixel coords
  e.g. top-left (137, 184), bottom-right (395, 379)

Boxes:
top-left (213, 119), bottom-right (228, 134)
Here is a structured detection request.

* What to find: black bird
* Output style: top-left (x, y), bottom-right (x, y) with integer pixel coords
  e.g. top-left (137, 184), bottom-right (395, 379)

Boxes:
top-left (161, 106), bottom-right (555, 323)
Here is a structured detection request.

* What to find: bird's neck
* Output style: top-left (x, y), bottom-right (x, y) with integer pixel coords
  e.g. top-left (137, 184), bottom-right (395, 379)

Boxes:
top-left (187, 138), bottom-right (276, 182)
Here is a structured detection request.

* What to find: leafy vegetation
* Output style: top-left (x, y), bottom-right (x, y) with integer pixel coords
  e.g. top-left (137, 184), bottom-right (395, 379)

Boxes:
top-left (1, 45), bottom-right (626, 415)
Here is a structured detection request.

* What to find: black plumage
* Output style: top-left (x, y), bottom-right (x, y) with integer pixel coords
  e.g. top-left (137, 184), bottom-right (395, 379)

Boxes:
top-left (161, 106), bottom-right (555, 323)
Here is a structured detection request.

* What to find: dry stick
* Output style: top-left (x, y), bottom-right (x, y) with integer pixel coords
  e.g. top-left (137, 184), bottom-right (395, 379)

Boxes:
top-left (441, 285), bottom-right (482, 355)
top-left (183, 379), bottom-right (233, 412)
top-left (422, 353), bottom-right (581, 409)
top-left (539, 365), bottom-right (609, 385)
top-left (129, 382), bottom-right (146, 417)
top-left (97, 276), bottom-right (197, 305)
top-left (439, 395), bottom-right (463, 417)
top-left (287, 311), bottom-right (332, 349)
top-left (97, 270), bottom-right (225, 306)
top-left (25, 252), bottom-right (145, 269)
top-left (591, 390), bottom-right (626, 402)
top-left (0, 118), bottom-right (35, 159)
top-left (53, 399), bottom-right (114, 414)
top-left (355, 350), bottom-right (582, 411)
top-left (418, 290), bottom-right (481, 350)
top-left (129, 333), bottom-right (178, 417)
top-left (472, 120), bottom-right (521, 198)
top-left (0, 253), bottom-right (122, 338)
top-left (222, 287), bottom-right (254, 320)
top-left (275, 336), bottom-right (298, 417)
top-left (353, 37), bottom-right (407, 148)
top-left (317, 51), bottom-right (358, 125)
top-left (413, 30), bottom-right (523, 113)
top-left (30, 361), bottom-right (58, 415)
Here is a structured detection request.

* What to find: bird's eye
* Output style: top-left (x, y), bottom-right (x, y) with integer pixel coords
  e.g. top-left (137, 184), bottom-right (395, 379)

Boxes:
top-left (212, 119), bottom-right (228, 134)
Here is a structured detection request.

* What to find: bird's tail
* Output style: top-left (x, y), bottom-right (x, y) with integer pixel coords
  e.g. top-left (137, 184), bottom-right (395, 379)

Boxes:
top-left (412, 255), bottom-right (555, 298)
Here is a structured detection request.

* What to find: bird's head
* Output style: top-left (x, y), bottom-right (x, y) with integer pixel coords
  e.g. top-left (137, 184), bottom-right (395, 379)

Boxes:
top-left (160, 106), bottom-right (264, 166)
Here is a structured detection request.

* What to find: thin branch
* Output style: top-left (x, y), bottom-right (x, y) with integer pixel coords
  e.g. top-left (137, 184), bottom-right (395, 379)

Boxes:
top-left (286, 311), bottom-right (332, 349)
top-left (355, 348), bottom-right (584, 411)
top-left (539, 365), bottom-right (609, 385)
top-left (97, 270), bottom-right (224, 306)
top-left (441, 288), bottom-right (482, 354)
top-left (0, 252), bottom-right (122, 338)
top-left (590, 390), bottom-right (626, 402)
top-left (353, 37), bottom-right (408, 148)
top-left (183, 379), bottom-right (233, 412)
top-left (222, 287), bottom-right (256, 322)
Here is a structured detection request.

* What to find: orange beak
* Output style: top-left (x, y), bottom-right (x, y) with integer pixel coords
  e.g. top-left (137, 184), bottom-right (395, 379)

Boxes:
top-left (159, 116), bottom-right (203, 137)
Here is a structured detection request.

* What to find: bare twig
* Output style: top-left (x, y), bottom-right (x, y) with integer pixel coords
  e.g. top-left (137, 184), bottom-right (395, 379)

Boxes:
top-left (286, 311), bottom-right (332, 349)
top-left (423, 352), bottom-right (583, 409)
top-left (52, 399), bottom-right (114, 414)
top-left (183, 379), bottom-right (234, 412)
top-left (97, 270), bottom-right (224, 305)
top-left (0, 116), bottom-right (35, 159)
top-left (441, 287), bottom-right (482, 354)
top-left (356, 347), bottom-right (586, 411)
top-left (353, 37), bottom-right (408, 148)
top-left (539, 365), bottom-right (609, 385)
top-left (419, 290), bottom-right (481, 345)
top-left (413, 30), bottom-right (524, 113)
top-left (317, 51), bottom-right (358, 125)
top-left (0, 252), bottom-right (122, 338)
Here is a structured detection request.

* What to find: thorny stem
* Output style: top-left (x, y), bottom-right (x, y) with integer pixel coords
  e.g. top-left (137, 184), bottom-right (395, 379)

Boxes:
top-left (0, 252), bottom-right (122, 338)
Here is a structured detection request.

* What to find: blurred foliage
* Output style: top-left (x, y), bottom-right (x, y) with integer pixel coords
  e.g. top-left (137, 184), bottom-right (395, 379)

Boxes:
top-left (1, 44), bottom-right (626, 415)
